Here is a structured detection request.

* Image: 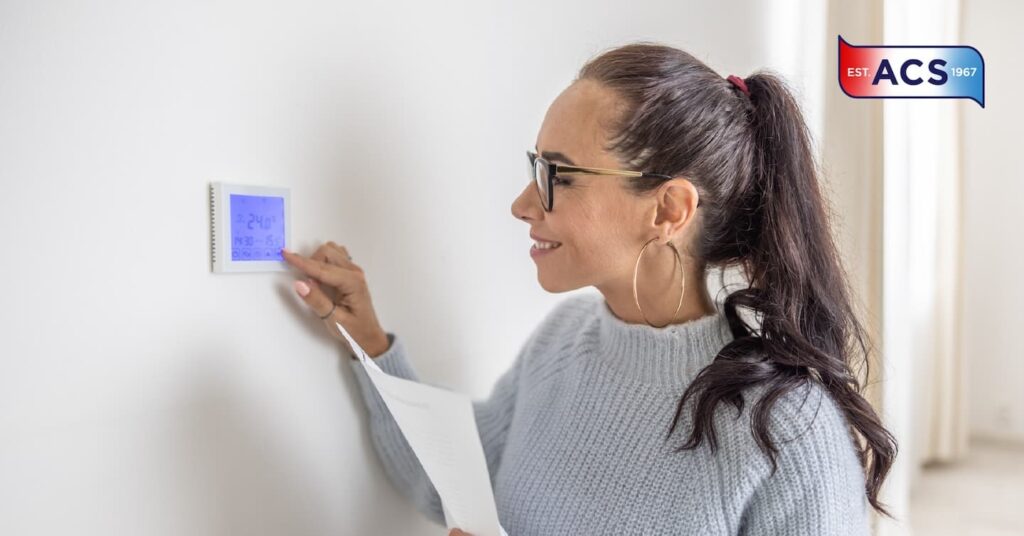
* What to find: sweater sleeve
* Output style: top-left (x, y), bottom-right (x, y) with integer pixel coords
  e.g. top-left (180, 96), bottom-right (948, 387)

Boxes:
top-left (347, 331), bottom-right (527, 527)
top-left (737, 383), bottom-right (872, 536)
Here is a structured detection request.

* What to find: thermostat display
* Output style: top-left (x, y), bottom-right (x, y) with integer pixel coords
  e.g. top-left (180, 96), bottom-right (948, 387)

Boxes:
top-left (230, 194), bottom-right (285, 261)
top-left (210, 182), bottom-right (291, 273)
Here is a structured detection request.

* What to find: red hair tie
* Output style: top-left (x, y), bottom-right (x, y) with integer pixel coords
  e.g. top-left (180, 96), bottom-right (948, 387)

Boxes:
top-left (726, 74), bottom-right (750, 97)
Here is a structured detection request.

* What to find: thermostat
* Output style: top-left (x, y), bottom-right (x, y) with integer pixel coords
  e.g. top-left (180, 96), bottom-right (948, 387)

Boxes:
top-left (210, 182), bottom-right (291, 273)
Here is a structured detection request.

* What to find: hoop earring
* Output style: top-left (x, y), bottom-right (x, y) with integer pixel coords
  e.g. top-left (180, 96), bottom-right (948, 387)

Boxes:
top-left (632, 236), bottom-right (686, 328)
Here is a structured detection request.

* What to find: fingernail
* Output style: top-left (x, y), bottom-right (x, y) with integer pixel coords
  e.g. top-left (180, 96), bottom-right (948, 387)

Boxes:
top-left (293, 280), bottom-right (310, 297)
top-left (281, 248), bottom-right (291, 255)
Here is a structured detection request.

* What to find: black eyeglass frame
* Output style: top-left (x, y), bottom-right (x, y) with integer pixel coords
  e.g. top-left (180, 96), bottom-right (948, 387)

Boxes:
top-left (527, 150), bottom-right (701, 212)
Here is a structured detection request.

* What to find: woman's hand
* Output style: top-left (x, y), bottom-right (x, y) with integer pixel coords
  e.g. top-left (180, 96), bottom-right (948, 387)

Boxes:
top-left (448, 530), bottom-right (473, 536)
top-left (282, 242), bottom-right (391, 358)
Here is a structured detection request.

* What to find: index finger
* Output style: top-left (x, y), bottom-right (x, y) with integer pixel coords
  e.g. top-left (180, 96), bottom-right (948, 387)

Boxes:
top-left (282, 248), bottom-right (355, 286)
top-left (281, 248), bottom-right (326, 277)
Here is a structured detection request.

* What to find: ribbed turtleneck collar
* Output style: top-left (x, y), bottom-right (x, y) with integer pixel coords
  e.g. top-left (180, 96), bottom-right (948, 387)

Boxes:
top-left (592, 295), bottom-right (734, 389)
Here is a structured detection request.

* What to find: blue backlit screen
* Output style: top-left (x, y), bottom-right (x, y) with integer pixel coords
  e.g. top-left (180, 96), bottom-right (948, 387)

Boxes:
top-left (230, 194), bottom-right (285, 261)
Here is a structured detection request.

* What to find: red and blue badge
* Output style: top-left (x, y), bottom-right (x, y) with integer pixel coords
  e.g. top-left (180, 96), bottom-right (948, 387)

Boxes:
top-left (838, 35), bottom-right (985, 108)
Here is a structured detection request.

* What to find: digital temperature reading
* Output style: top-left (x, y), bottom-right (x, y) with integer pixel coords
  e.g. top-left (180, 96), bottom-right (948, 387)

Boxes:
top-left (210, 182), bottom-right (291, 273)
top-left (230, 194), bottom-right (285, 261)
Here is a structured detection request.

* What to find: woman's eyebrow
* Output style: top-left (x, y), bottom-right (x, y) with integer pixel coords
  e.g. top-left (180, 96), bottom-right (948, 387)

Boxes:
top-left (535, 146), bottom-right (577, 165)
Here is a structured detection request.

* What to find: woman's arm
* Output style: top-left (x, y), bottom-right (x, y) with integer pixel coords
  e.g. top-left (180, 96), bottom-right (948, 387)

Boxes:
top-left (348, 332), bottom-right (528, 526)
top-left (737, 384), bottom-right (872, 536)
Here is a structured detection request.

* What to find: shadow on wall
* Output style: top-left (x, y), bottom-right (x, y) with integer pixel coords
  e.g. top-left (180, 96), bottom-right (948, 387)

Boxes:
top-left (168, 341), bottom-right (407, 535)
top-left (171, 351), bottom-right (332, 535)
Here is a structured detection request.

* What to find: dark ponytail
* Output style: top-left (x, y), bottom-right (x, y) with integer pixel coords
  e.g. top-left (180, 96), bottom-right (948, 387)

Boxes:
top-left (577, 42), bottom-right (898, 518)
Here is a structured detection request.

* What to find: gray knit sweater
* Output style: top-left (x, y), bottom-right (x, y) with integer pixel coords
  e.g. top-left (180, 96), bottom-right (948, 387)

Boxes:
top-left (348, 292), bottom-right (871, 535)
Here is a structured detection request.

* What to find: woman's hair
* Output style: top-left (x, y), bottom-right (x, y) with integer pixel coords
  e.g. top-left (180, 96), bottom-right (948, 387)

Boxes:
top-left (576, 42), bottom-right (898, 517)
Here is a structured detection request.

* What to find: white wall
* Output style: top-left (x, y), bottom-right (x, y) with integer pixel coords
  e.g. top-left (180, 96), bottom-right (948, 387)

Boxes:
top-left (961, 0), bottom-right (1024, 443)
top-left (0, 1), bottom-right (783, 534)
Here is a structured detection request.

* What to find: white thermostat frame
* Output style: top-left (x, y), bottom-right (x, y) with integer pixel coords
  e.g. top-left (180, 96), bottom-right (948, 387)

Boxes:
top-left (210, 181), bottom-right (291, 273)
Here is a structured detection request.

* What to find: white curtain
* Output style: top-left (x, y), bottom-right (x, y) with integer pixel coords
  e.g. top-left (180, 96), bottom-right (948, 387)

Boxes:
top-left (884, 0), bottom-right (968, 468)
top-left (879, 0), bottom-right (967, 534)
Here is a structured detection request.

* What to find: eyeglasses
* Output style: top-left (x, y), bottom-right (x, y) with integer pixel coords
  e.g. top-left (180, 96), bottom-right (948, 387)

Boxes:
top-left (527, 149), bottom-right (699, 212)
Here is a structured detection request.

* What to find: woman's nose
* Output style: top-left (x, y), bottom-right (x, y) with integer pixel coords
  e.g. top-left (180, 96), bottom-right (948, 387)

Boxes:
top-left (511, 182), bottom-right (542, 221)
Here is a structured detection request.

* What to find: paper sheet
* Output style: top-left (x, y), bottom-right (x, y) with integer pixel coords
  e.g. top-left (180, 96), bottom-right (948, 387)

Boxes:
top-left (336, 322), bottom-right (509, 536)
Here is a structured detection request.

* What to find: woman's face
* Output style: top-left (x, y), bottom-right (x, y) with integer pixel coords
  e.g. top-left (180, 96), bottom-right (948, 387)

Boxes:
top-left (511, 79), bottom-right (686, 294)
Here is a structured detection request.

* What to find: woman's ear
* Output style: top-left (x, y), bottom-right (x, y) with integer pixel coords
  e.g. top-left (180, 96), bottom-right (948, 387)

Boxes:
top-left (651, 178), bottom-right (699, 242)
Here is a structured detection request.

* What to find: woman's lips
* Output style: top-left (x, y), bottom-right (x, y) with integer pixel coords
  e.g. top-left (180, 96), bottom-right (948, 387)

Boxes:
top-left (530, 242), bottom-right (562, 258)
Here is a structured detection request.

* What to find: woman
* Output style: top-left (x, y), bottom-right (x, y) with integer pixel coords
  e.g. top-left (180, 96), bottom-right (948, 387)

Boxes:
top-left (282, 42), bottom-right (897, 535)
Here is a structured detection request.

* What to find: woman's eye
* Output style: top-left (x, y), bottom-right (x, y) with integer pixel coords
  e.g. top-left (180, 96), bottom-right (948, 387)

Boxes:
top-left (553, 176), bottom-right (572, 186)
